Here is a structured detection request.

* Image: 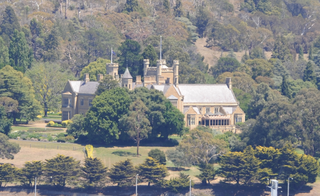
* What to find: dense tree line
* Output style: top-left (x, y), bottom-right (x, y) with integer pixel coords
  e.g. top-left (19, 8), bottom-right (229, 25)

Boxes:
top-left (0, 153), bottom-right (190, 193)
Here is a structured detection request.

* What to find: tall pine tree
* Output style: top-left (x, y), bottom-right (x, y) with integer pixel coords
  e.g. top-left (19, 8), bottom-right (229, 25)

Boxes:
top-left (174, 0), bottom-right (183, 17)
top-left (0, 6), bottom-right (20, 44)
top-left (43, 28), bottom-right (59, 62)
top-left (299, 45), bottom-right (304, 60)
top-left (9, 30), bottom-right (33, 72)
top-left (281, 75), bottom-right (291, 99)
top-left (142, 45), bottom-right (157, 67)
top-left (196, 6), bottom-right (209, 37)
top-left (303, 61), bottom-right (316, 84)
top-left (309, 45), bottom-right (314, 61)
top-left (0, 37), bottom-right (9, 68)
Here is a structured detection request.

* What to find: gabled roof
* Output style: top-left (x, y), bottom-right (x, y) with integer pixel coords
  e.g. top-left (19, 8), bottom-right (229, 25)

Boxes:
top-left (168, 95), bottom-right (178, 100)
top-left (178, 84), bottom-right (237, 104)
top-left (122, 68), bottom-right (133, 79)
top-left (222, 107), bottom-right (237, 114)
top-left (183, 106), bottom-right (200, 114)
top-left (69, 81), bottom-right (99, 95)
top-left (152, 84), bottom-right (171, 94)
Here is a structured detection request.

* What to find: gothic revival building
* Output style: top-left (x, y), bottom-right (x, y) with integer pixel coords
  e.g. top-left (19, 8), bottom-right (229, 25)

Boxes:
top-left (61, 59), bottom-right (245, 131)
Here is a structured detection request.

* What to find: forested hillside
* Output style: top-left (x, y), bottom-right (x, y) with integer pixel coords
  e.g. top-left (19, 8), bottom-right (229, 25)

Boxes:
top-left (1, 0), bottom-right (320, 155)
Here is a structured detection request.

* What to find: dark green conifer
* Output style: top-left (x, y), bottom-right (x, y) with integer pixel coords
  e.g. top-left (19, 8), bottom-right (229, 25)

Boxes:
top-left (303, 61), bottom-right (316, 83)
top-left (9, 30), bottom-right (33, 72)
top-left (299, 45), bottom-right (304, 60)
top-left (174, 0), bottom-right (183, 17)
top-left (281, 75), bottom-right (291, 99)
top-left (309, 45), bottom-right (314, 60)
top-left (0, 6), bottom-right (20, 43)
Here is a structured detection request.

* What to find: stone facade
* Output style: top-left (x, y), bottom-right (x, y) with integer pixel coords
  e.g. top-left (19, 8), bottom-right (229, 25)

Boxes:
top-left (61, 59), bottom-right (245, 132)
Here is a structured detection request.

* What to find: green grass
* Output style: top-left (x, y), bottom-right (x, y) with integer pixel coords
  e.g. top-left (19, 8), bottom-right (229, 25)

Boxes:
top-left (10, 140), bottom-right (84, 151)
top-left (168, 134), bottom-right (183, 142)
top-left (94, 146), bottom-right (174, 167)
top-left (12, 126), bottom-right (31, 131)
top-left (295, 148), bottom-right (304, 155)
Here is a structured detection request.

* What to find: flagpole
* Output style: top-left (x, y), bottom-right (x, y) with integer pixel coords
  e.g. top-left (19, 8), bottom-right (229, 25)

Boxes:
top-left (160, 36), bottom-right (162, 61)
top-left (111, 48), bottom-right (113, 64)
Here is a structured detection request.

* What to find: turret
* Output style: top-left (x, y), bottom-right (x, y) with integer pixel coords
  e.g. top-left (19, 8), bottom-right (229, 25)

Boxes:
top-left (156, 60), bottom-right (162, 85)
top-left (143, 59), bottom-right (149, 77)
top-left (122, 68), bottom-right (133, 90)
top-left (173, 60), bottom-right (179, 85)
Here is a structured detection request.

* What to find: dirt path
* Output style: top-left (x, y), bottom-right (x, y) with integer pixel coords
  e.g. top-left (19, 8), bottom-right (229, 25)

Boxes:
top-left (195, 38), bottom-right (246, 67)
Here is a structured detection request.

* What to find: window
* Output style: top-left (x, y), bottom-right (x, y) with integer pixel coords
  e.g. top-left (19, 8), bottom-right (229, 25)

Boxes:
top-left (80, 99), bottom-right (84, 106)
top-left (199, 107), bottom-right (202, 114)
top-left (187, 114), bottom-right (195, 125)
top-left (89, 99), bottom-right (93, 107)
top-left (206, 107), bottom-right (210, 113)
top-left (235, 114), bottom-right (243, 123)
top-left (62, 111), bottom-right (69, 120)
top-left (63, 98), bottom-right (68, 106)
top-left (214, 107), bottom-right (219, 114)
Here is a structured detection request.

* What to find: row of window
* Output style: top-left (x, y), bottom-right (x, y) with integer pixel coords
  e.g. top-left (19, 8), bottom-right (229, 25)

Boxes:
top-left (80, 99), bottom-right (92, 107)
top-left (199, 107), bottom-right (219, 114)
top-left (187, 114), bottom-right (243, 126)
top-left (63, 97), bottom-right (93, 108)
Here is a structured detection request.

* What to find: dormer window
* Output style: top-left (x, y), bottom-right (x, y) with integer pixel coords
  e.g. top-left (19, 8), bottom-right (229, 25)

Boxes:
top-left (214, 107), bottom-right (219, 114)
top-left (206, 107), bottom-right (210, 113)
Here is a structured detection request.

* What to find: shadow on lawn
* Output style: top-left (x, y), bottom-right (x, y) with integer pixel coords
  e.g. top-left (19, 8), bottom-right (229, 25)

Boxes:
top-left (167, 167), bottom-right (189, 172)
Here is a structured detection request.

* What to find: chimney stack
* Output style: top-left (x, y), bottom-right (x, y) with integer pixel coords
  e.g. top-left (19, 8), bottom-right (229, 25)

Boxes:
top-left (84, 73), bottom-right (90, 83)
top-left (136, 75), bottom-right (142, 85)
top-left (225, 77), bottom-right (232, 89)
top-left (97, 74), bottom-right (103, 82)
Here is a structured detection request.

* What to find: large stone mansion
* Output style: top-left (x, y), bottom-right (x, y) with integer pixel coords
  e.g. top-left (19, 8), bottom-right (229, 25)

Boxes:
top-left (61, 59), bottom-right (245, 130)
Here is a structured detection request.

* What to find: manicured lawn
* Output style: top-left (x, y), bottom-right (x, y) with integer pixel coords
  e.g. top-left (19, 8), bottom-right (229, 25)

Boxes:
top-left (94, 146), bottom-right (174, 168)
top-left (11, 126), bottom-right (30, 131)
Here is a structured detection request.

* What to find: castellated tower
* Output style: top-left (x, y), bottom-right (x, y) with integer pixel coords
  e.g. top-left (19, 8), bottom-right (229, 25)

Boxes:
top-left (173, 60), bottom-right (179, 86)
top-left (106, 62), bottom-right (119, 80)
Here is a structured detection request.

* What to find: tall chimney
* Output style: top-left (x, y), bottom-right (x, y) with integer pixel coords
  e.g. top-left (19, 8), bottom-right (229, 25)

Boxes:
top-left (84, 73), bottom-right (90, 83)
top-left (97, 74), bottom-right (103, 82)
top-left (226, 77), bottom-right (232, 89)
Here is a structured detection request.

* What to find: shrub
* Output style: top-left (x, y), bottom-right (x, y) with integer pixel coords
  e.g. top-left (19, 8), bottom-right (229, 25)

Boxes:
top-left (162, 173), bottom-right (193, 193)
top-left (61, 120), bottom-right (72, 127)
top-left (36, 115), bottom-right (42, 119)
top-left (57, 137), bottom-right (66, 143)
top-left (148, 149), bottom-right (166, 165)
top-left (65, 135), bottom-right (75, 141)
top-left (47, 121), bottom-right (55, 127)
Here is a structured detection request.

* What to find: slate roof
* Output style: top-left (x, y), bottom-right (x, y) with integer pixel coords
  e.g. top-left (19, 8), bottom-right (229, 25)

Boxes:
top-left (152, 84), bottom-right (171, 94)
top-left (223, 107), bottom-right (237, 114)
top-left (183, 106), bottom-right (200, 114)
top-left (168, 95), bottom-right (178, 100)
top-left (69, 81), bottom-right (99, 95)
top-left (122, 68), bottom-right (133, 79)
top-left (178, 84), bottom-right (237, 104)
